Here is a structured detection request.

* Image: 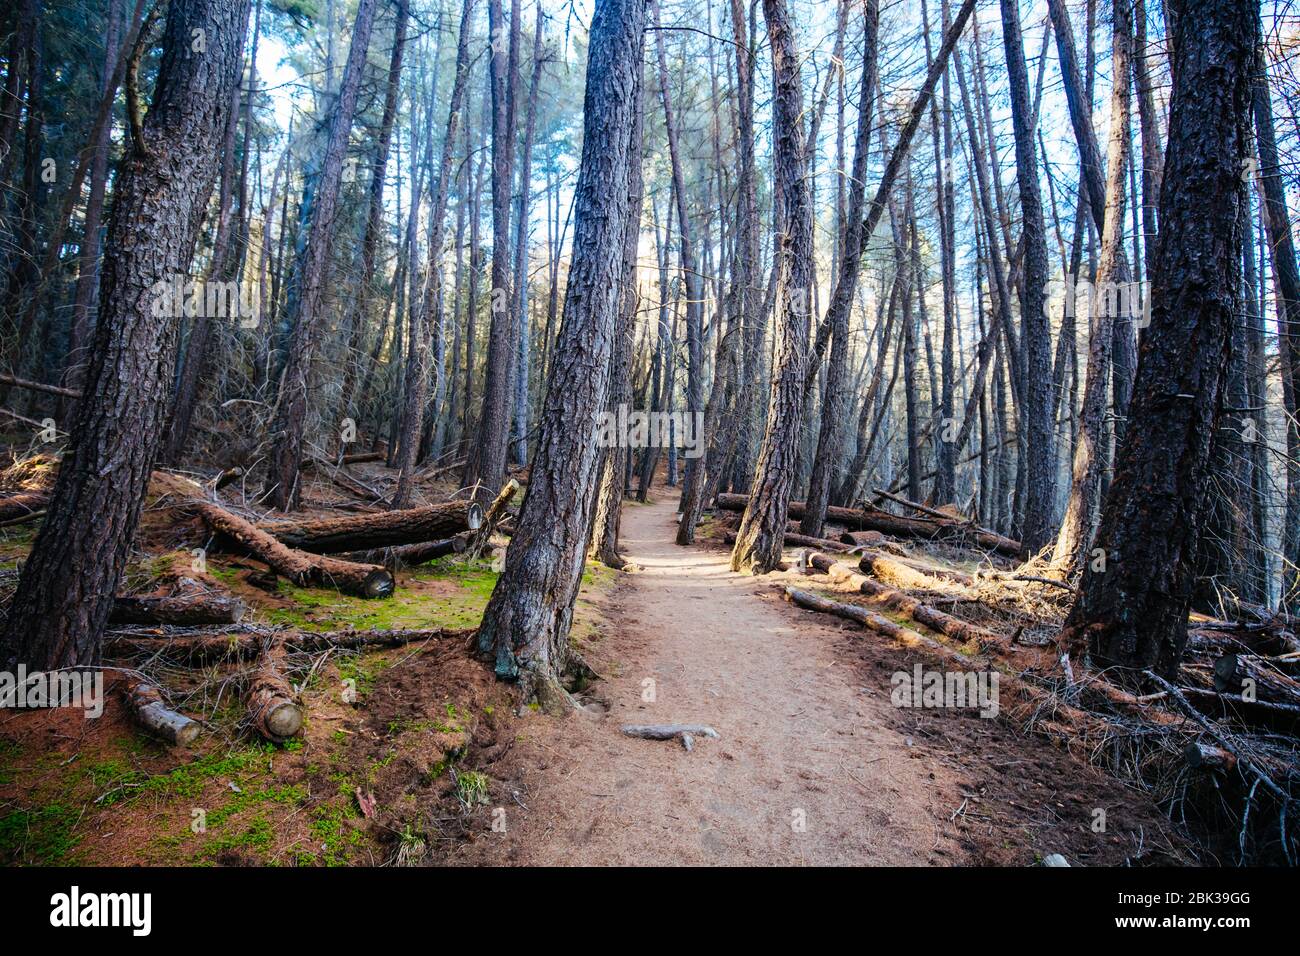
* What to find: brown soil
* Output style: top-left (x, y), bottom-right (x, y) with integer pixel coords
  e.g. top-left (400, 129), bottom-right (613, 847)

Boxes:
top-left (449, 494), bottom-right (1192, 866)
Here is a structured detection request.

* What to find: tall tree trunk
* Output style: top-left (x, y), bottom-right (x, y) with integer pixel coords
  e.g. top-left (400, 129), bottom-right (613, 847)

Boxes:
top-left (265, 0), bottom-right (378, 510)
top-left (1050, 0), bottom-right (1133, 575)
top-left (1251, 42), bottom-right (1300, 613)
top-left (63, 0), bottom-right (123, 399)
top-left (1060, 0), bottom-right (1257, 679)
top-left (509, 8), bottom-right (545, 468)
top-left (475, 0), bottom-right (645, 708)
top-left (338, 0), bottom-right (411, 427)
top-left (1001, 0), bottom-right (1055, 555)
top-left (729, 0), bottom-right (814, 575)
top-left (0, 0), bottom-right (252, 670)
top-left (392, 0), bottom-right (476, 509)
top-left (800, 0), bottom-right (879, 539)
top-left (462, 0), bottom-right (520, 503)
top-left (652, 0), bottom-right (705, 516)
top-left (590, 43), bottom-right (644, 569)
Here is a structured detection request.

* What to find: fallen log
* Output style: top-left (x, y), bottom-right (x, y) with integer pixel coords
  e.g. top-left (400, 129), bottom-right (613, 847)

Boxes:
top-left (348, 534), bottom-right (468, 569)
top-left (211, 466), bottom-right (245, 490)
top-left (122, 675), bottom-right (201, 746)
top-left (256, 500), bottom-right (482, 553)
top-left (858, 549), bottom-right (973, 590)
top-left (0, 491), bottom-right (49, 523)
top-left (105, 625), bottom-right (475, 662)
top-left (303, 455), bottom-right (385, 501)
top-left (196, 502), bottom-right (395, 598)
top-left (807, 552), bottom-right (1005, 652)
top-left (1183, 742), bottom-right (1237, 772)
top-left (714, 492), bottom-right (1021, 556)
top-left (723, 529), bottom-right (851, 554)
top-left (339, 451), bottom-right (384, 466)
top-left (109, 593), bottom-right (246, 626)
top-left (782, 585), bottom-right (1134, 747)
top-left (870, 488), bottom-right (1019, 555)
top-left (621, 724), bottom-right (719, 752)
top-left (244, 638), bottom-right (303, 742)
top-left (1212, 653), bottom-right (1300, 706)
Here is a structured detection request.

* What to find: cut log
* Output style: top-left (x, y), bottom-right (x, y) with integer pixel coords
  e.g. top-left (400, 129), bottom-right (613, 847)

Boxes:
top-left (0, 491), bottom-right (49, 523)
top-left (211, 466), bottom-right (245, 490)
top-left (256, 500), bottom-right (483, 553)
top-left (805, 552), bottom-right (1005, 651)
top-left (122, 675), bottom-right (201, 746)
top-left (196, 502), bottom-right (395, 598)
top-left (348, 533), bottom-right (468, 569)
top-left (840, 530), bottom-right (886, 548)
top-left (1212, 652), bottom-right (1300, 706)
top-left (713, 492), bottom-right (1021, 556)
top-left (244, 638), bottom-right (303, 742)
top-left (109, 593), bottom-right (246, 626)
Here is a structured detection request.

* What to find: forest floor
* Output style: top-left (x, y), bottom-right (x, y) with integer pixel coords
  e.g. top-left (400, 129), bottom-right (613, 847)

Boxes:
top-left (450, 493), bottom-right (1190, 866)
top-left (0, 455), bottom-right (1193, 866)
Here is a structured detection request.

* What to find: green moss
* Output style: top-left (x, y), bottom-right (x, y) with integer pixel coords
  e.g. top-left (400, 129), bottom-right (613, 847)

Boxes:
top-left (0, 802), bottom-right (82, 865)
top-left (308, 801), bottom-right (365, 866)
top-left (266, 558), bottom-right (499, 632)
top-left (0, 738), bottom-right (20, 785)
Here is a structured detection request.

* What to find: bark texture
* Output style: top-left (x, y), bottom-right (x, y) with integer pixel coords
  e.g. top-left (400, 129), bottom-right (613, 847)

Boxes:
top-left (1060, 0), bottom-right (1257, 679)
top-left (474, 0), bottom-right (645, 704)
top-left (0, 0), bottom-right (252, 670)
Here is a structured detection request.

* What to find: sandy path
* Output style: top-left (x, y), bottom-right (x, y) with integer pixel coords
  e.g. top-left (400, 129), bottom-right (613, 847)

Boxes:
top-left (459, 495), bottom-right (965, 866)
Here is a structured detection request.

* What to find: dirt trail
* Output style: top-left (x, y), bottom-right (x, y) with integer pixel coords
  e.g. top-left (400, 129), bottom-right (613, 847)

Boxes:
top-left (455, 495), bottom-right (969, 865)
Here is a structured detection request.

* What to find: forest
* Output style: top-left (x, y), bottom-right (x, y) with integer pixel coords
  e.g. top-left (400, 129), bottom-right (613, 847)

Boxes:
top-left (0, 0), bottom-right (1297, 874)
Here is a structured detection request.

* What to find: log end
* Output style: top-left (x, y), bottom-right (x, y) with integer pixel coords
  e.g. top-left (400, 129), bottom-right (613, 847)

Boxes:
top-left (363, 569), bottom-right (396, 599)
top-left (262, 701), bottom-right (304, 742)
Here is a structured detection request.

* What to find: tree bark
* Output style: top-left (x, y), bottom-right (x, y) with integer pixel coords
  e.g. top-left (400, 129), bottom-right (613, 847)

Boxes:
top-left (730, 0), bottom-right (815, 575)
top-left (1060, 0), bottom-right (1257, 680)
top-left (1001, 0), bottom-right (1055, 555)
top-left (474, 0), bottom-right (645, 707)
top-left (0, 0), bottom-right (252, 671)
